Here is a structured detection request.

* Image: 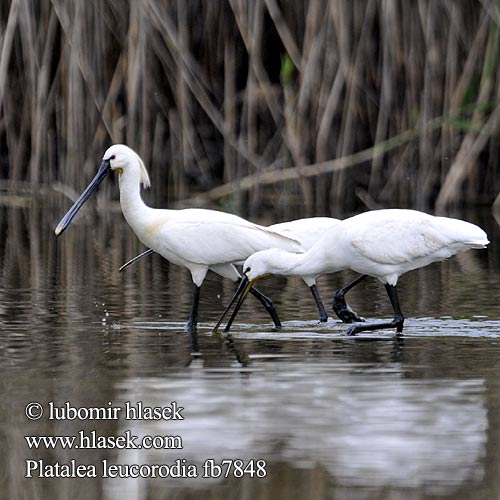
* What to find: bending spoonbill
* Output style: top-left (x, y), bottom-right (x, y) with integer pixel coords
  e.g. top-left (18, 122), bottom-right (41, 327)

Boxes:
top-left (216, 209), bottom-right (489, 335)
top-left (54, 144), bottom-right (303, 332)
top-left (118, 217), bottom-right (362, 323)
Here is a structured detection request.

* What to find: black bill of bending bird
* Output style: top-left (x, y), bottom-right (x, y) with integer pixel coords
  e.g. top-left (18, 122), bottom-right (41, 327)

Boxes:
top-left (215, 209), bottom-right (489, 335)
top-left (54, 144), bottom-right (311, 332)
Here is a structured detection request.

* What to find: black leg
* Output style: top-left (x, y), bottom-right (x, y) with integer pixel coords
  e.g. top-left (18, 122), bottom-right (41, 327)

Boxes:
top-left (386, 284), bottom-right (404, 333)
top-left (249, 286), bottom-right (282, 328)
top-left (345, 283), bottom-right (404, 336)
top-left (310, 284), bottom-right (328, 322)
top-left (332, 274), bottom-right (367, 323)
top-left (185, 283), bottom-right (201, 332)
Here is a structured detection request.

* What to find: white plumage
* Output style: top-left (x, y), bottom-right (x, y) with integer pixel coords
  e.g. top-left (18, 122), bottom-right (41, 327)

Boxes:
top-left (126, 207), bottom-right (302, 286)
top-left (55, 144), bottom-right (304, 331)
top-left (121, 215), bottom-right (342, 322)
top-left (220, 209), bottom-right (489, 335)
top-left (269, 217), bottom-right (340, 251)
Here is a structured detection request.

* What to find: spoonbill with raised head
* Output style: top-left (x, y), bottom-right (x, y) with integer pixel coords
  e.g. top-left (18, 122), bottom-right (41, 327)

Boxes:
top-left (54, 144), bottom-right (304, 332)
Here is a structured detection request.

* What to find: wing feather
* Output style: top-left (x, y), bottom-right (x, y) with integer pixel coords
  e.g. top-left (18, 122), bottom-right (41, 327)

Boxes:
top-left (348, 214), bottom-right (450, 265)
top-left (145, 209), bottom-right (302, 266)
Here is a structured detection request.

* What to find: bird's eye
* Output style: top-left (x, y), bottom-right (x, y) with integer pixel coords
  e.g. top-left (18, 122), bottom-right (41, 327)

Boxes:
top-left (109, 155), bottom-right (116, 160)
top-left (244, 267), bottom-right (251, 274)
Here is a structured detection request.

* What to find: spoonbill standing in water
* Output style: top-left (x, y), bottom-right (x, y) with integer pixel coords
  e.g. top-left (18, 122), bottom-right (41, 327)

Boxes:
top-left (54, 144), bottom-right (306, 332)
top-left (216, 209), bottom-right (489, 335)
top-left (118, 217), bottom-right (363, 323)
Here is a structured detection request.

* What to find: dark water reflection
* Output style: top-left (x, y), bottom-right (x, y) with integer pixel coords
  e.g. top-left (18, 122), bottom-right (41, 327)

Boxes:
top-left (1, 202), bottom-right (500, 500)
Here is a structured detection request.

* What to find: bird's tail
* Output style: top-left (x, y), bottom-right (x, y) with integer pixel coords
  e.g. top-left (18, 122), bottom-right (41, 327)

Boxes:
top-left (436, 217), bottom-right (489, 250)
top-left (465, 239), bottom-right (489, 249)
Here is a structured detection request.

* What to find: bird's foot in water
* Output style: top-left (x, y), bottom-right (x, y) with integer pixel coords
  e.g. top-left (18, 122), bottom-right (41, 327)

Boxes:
top-left (345, 318), bottom-right (405, 336)
top-left (318, 312), bottom-right (329, 323)
top-left (336, 308), bottom-right (365, 323)
top-left (345, 324), bottom-right (362, 336)
top-left (333, 301), bottom-right (365, 324)
top-left (332, 296), bottom-right (365, 323)
top-left (185, 321), bottom-right (198, 333)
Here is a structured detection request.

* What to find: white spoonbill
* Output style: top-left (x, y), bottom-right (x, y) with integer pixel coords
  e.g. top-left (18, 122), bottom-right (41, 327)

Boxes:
top-left (118, 217), bottom-right (361, 323)
top-left (54, 144), bottom-right (303, 332)
top-left (216, 209), bottom-right (489, 335)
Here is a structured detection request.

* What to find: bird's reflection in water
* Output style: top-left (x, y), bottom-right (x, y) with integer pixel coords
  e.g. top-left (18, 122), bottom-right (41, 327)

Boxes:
top-left (106, 331), bottom-right (486, 500)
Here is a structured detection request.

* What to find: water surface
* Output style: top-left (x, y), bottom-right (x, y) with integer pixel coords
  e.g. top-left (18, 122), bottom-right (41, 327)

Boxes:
top-left (1, 203), bottom-right (500, 500)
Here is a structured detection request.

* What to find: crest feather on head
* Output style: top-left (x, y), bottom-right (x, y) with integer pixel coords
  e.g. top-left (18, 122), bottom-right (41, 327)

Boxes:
top-left (135, 153), bottom-right (151, 189)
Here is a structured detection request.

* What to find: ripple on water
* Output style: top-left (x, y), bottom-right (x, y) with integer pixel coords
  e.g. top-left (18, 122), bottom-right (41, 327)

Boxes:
top-left (119, 316), bottom-right (500, 340)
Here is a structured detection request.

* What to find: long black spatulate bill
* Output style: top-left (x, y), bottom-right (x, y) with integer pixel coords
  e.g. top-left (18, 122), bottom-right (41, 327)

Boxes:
top-left (212, 276), bottom-right (250, 334)
top-left (54, 159), bottom-right (112, 236)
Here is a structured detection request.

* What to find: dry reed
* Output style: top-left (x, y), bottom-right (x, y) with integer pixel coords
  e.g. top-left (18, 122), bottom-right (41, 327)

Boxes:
top-left (1, 0), bottom-right (500, 214)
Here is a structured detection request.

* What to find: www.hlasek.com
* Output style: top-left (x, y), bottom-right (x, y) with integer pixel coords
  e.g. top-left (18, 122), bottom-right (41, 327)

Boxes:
top-left (24, 400), bottom-right (267, 479)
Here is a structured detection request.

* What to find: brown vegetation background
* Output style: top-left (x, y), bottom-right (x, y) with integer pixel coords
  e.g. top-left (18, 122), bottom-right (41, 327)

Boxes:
top-left (1, 0), bottom-right (500, 215)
